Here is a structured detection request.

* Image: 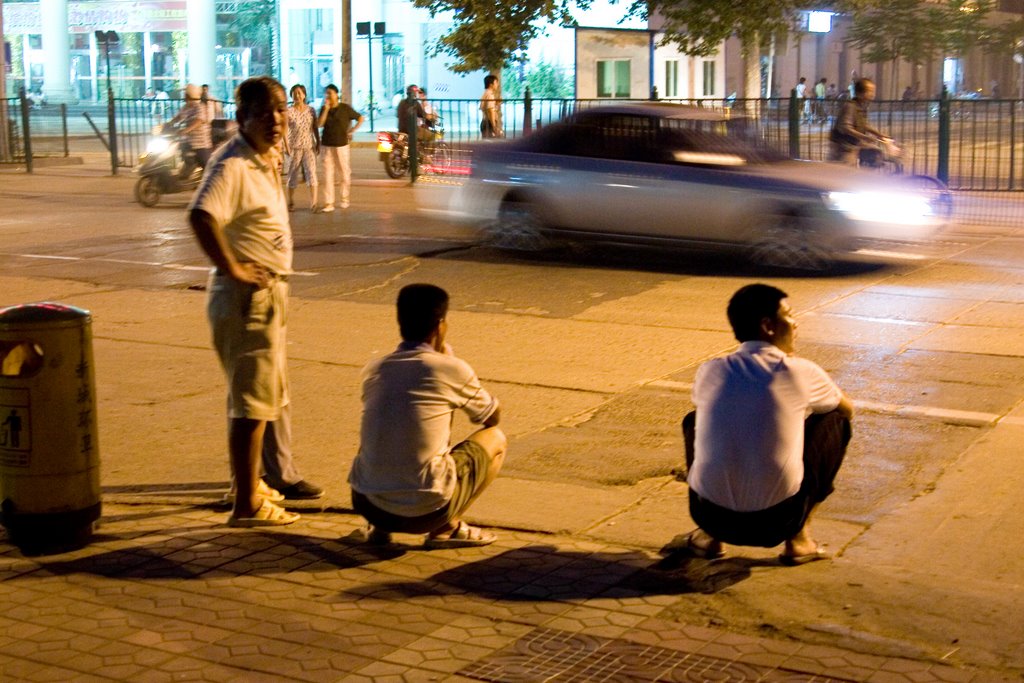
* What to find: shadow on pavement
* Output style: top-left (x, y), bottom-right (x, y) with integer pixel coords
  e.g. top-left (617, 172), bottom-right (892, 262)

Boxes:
top-left (339, 544), bottom-right (783, 601)
top-left (433, 243), bottom-right (890, 279)
top-left (21, 529), bottom-right (406, 579)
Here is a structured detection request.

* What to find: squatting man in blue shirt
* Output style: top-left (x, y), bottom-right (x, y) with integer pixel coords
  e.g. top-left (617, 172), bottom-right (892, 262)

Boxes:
top-left (348, 284), bottom-right (507, 548)
top-left (672, 284), bottom-right (854, 565)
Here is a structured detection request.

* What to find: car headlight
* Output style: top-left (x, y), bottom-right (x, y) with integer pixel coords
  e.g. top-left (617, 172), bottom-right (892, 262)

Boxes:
top-left (824, 191), bottom-right (934, 225)
top-left (146, 137), bottom-right (171, 155)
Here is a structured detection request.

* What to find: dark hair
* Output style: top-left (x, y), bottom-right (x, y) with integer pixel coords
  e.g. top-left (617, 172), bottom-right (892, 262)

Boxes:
top-left (235, 76), bottom-right (284, 123)
top-left (397, 284), bottom-right (449, 343)
top-left (406, 84), bottom-right (418, 97)
top-left (726, 284), bottom-right (788, 343)
top-left (289, 83), bottom-right (306, 100)
top-left (484, 75), bottom-right (498, 89)
top-left (325, 84), bottom-right (339, 95)
top-left (854, 78), bottom-right (874, 97)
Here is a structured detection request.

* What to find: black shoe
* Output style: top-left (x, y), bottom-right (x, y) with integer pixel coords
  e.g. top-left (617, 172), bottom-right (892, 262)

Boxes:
top-left (274, 480), bottom-right (324, 500)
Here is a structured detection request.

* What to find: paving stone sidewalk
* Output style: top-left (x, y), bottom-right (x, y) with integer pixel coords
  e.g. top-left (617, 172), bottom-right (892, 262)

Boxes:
top-left (0, 503), bottom-right (1009, 683)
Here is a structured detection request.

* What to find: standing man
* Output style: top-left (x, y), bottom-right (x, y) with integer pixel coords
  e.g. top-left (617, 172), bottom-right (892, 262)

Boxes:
top-left (317, 84), bottom-right (363, 212)
top-left (814, 77), bottom-right (827, 122)
top-left (673, 284), bottom-right (854, 564)
top-left (187, 76), bottom-right (302, 527)
top-left (795, 76), bottom-right (809, 122)
top-left (479, 75), bottom-right (502, 138)
top-left (349, 284), bottom-right (507, 548)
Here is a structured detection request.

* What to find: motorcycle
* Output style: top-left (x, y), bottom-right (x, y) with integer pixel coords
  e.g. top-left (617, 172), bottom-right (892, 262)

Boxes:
top-left (376, 120), bottom-right (450, 179)
top-left (134, 120), bottom-right (236, 207)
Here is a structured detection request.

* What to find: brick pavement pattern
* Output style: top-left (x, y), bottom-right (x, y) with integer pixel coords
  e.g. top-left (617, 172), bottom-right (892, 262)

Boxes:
top-left (0, 504), bottom-right (1007, 683)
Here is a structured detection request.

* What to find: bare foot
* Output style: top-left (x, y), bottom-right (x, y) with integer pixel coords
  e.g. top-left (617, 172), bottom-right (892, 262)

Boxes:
top-left (784, 527), bottom-right (821, 559)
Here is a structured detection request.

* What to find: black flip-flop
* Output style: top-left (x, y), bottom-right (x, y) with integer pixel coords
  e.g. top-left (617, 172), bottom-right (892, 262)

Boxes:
top-left (660, 531), bottom-right (726, 560)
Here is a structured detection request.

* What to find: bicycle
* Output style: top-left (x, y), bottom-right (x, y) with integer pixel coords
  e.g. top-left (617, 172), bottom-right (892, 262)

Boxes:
top-left (858, 138), bottom-right (954, 221)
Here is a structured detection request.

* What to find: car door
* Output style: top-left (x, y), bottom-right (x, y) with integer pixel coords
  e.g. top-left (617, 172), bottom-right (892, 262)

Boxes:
top-left (542, 113), bottom-right (662, 234)
top-left (637, 126), bottom-right (753, 242)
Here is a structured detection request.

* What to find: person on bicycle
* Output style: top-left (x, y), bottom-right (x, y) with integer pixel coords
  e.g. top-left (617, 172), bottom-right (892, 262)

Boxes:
top-left (829, 78), bottom-right (888, 167)
top-left (396, 85), bottom-right (434, 147)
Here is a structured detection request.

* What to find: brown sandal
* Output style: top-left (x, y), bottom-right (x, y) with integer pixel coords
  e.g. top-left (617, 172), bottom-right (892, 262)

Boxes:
top-left (424, 521), bottom-right (496, 549)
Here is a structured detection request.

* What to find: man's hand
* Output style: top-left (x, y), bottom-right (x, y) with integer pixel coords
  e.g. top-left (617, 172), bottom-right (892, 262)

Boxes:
top-left (231, 262), bottom-right (272, 289)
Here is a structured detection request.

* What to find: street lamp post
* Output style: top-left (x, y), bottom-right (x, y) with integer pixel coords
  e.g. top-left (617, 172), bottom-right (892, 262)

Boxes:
top-left (95, 30), bottom-right (119, 175)
top-left (356, 21), bottom-right (385, 131)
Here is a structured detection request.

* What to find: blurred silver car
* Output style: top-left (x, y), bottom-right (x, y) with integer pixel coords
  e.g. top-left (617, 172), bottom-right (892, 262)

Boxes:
top-left (456, 103), bottom-right (950, 269)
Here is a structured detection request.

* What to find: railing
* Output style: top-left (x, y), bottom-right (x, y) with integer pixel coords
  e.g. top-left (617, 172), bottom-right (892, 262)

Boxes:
top-left (1, 90), bottom-right (72, 170)
top-left (6, 91), bottom-right (1024, 192)
top-left (422, 94), bottom-right (1024, 192)
top-left (1, 97), bottom-right (26, 165)
top-left (113, 98), bottom-right (234, 168)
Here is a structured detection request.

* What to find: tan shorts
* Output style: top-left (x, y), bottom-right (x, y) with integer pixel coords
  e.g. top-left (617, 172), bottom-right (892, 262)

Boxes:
top-left (351, 439), bottom-right (493, 535)
top-left (207, 271), bottom-right (289, 421)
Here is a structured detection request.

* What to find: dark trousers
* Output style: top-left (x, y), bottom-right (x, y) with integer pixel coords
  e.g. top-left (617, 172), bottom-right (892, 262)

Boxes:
top-left (682, 410), bottom-right (852, 547)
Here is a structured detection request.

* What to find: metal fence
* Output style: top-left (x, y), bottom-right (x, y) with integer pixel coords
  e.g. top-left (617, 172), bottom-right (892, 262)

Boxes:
top-left (7, 90), bottom-right (1024, 193)
top-left (0, 93), bottom-right (74, 169)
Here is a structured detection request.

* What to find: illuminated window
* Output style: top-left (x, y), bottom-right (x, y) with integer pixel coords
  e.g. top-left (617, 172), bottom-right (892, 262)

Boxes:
top-left (702, 61), bottom-right (716, 97)
top-left (597, 59), bottom-right (631, 98)
top-left (664, 60), bottom-right (680, 98)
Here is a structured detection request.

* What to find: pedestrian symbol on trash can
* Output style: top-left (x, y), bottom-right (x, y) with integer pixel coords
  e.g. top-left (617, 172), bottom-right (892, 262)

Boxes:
top-left (0, 387), bottom-right (31, 466)
top-left (2, 408), bottom-right (23, 448)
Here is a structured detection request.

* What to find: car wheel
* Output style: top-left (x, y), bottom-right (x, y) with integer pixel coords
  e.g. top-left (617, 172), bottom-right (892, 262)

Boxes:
top-left (135, 177), bottom-right (161, 207)
top-left (903, 175), bottom-right (954, 221)
top-left (491, 200), bottom-right (549, 251)
top-left (748, 213), bottom-right (832, 271)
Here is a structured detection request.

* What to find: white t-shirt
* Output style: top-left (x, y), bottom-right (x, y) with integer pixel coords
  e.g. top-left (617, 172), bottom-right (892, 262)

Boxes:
top-left (795, 82), bottom-right (807, 99)
top-left (188, 135), bottom-right (292, 275)
top-left (688, 341), bottom-right (842, 512)
top-left (348, 342), bottom-right (499, 516)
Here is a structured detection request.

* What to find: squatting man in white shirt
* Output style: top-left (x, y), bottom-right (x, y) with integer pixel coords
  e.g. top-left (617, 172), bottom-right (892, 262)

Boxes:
top-left (673, 283), bottom-right (855, 565)
top-left (348, 284), bottom-right (507, 548)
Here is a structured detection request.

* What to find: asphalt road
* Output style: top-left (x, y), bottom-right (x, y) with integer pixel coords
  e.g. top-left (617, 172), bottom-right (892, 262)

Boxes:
top-left (3, 161), bottom-right (1024, 673)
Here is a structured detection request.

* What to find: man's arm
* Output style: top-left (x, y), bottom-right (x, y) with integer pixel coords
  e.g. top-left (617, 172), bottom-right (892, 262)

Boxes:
top-left (317, 105), bottom-right (329, 128)
top-left (188, 209), bottom-right (270, 288)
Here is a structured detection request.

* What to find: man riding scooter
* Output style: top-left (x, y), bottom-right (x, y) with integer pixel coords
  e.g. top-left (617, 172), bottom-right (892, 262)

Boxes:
top-left (134, 84), bottom-right (216, 207)
top-left (170, 83), bottom-right (213, 178)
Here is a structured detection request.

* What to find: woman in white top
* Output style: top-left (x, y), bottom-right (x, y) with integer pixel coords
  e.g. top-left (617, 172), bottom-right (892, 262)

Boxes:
top-left (285, 84), bottom-right (321, 211)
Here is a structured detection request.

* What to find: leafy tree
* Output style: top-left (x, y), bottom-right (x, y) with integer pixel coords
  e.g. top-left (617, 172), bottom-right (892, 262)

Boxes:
top-left (844, 0), bottom-right (995, 97)
top-left (503, 60), bottom-right (574, 99)
top-left (844, 0), bottom-right (946, 98)
top-left (627, 0), bottom-right (807, 99)
top-left (227, 0), bottom-right (276, 74)
top-left (940, 0), bottom-right (994, 64)
top-left (412, 0), bottom-right (591, 95)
